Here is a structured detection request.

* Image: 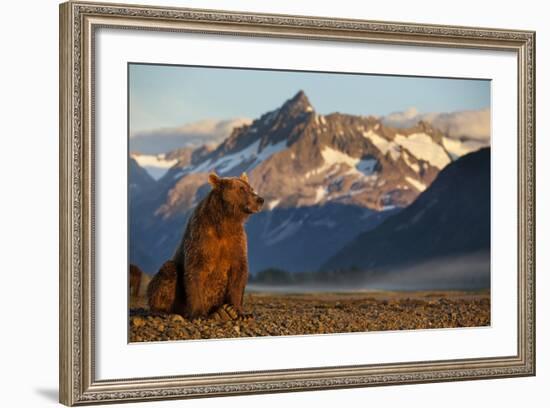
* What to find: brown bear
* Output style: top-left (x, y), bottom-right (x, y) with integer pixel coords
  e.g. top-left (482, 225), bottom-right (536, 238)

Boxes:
top-left (147, 172), bottom-right (264, 320)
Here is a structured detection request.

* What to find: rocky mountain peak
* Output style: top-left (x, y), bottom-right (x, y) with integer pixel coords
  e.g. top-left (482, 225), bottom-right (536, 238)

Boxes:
top-left (279, 90), bottom-right (314, 117)
top-left (197, 91), bottom-right (315, 168)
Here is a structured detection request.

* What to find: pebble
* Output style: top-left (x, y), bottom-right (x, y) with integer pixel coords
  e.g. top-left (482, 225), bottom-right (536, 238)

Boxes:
top-left (131, 316), bottom-right (146, 328)
top-left (170, 314), bottom-right (185, 323)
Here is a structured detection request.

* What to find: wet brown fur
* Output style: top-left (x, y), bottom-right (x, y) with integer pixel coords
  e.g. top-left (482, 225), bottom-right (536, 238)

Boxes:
top-left (147, 173), bottom-right (263, 319)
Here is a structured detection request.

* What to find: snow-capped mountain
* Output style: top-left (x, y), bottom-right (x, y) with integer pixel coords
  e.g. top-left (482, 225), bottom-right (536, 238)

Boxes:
top-left (130, 91), bottom-right (489, 274)
top-left (156, 91), bottom-right (463, 214)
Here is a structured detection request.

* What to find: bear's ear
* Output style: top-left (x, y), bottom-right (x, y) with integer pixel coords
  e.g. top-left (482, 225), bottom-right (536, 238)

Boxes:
top-left (208, 173), bottom-right (222, 188)
top-left (240, 172), bottom-right (249, 183)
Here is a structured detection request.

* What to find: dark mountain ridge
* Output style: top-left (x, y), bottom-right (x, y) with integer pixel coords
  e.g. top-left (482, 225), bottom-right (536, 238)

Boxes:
top-left (322, 147), bottom-right (491, 289)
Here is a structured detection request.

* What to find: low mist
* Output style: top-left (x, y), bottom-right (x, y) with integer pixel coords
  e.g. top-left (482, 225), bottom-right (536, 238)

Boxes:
top-left (247, 251), bottom-right (490, 293)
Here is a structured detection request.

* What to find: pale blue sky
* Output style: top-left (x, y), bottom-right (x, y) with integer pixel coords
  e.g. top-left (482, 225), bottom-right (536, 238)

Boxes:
top-left (129, 63), bottom-right (490, 133)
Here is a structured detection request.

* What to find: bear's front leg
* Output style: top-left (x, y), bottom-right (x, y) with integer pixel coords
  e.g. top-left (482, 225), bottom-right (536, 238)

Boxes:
top-left (225, 254), bottom-right (252, 319)
top-left (183, 255), bottom-right (215, 319)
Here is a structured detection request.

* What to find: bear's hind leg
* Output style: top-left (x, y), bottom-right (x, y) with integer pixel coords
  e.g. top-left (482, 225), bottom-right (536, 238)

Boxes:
top-left (147, 261), bottom-right (178, 314)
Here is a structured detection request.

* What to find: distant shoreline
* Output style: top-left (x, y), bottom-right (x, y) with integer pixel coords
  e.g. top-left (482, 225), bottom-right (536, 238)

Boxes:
top-left (245, 283), bottom-right (490, 295)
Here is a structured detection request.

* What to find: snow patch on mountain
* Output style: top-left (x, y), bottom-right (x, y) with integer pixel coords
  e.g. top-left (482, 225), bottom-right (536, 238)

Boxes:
top-left (403, 152), bottom-right (420, 173)
top-left (362, 130), bottom-right (401, 160)
top-left (302, 147), bottom-right (381, 183)
top-left (314, 186), bottom-right (327, 204)
top-left (442, 137), bottom-right (486, 159)
top-left (267, 199), bottom-right (281, 210)
top-left (132, 154), bottom-right (178, 180)
top-left (178, 139), bottom-right (288, 178)
top-left (253, 140), bottom-right (287, 166)
top-left (215, 139), bottom-right (286, 172)
top-left (190, 158), bottom-right (212, 174)
top-left (406, 176), bottom-right (427, 192)
top-left (394, 133), bottom-right (451, 169)
top-left (216, 140), bottom-right (260, 173)
top-left (321, 146), bottom-right (359, 169)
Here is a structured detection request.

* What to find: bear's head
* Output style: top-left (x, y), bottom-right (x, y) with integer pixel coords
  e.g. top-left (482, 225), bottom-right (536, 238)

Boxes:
top-left (208, 172), bottom-right (264, 217)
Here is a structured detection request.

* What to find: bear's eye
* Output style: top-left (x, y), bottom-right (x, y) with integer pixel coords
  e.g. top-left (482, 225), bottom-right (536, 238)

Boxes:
top-left (240, 186), bottom-right (247, 192)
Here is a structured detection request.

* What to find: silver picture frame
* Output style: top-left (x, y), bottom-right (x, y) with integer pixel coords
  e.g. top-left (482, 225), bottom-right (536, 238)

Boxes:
top-left (59, 1), bottom-right (535, 405)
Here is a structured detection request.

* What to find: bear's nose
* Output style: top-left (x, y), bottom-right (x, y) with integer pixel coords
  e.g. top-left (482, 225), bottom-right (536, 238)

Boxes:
top-left (257, 196), bottom-right (264, 205)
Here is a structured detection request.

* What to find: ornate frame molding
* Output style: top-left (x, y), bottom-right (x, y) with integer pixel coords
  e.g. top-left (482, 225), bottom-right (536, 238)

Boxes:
top-left (59, 1), bottom-right (535, 405)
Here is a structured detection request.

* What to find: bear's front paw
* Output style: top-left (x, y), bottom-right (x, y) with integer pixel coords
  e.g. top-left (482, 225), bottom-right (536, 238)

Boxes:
top-left (210, 304), bottom-right (254, 322)
top-left (210, 304), bottom-right (239, 321)
top-left (237, 311), bottom-right (254, 322)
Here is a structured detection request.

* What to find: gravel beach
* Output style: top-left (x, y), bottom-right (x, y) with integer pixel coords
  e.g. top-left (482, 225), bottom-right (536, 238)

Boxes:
top-left (129, 291), bottom-right (490, 342)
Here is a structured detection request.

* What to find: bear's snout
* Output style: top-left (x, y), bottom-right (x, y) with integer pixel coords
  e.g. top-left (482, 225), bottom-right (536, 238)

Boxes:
top-left (245, 194), bottom-right (264, 214)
